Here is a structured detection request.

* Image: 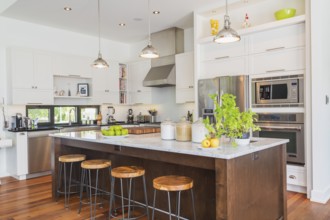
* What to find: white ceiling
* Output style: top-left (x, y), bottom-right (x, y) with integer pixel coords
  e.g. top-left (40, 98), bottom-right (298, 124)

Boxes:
top-left (0, 0), bottom-right (220, 43)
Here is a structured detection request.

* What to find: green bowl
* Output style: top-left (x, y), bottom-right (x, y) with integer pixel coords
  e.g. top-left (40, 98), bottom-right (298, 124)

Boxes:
top-left (274, 8), bottom-right (296, 20)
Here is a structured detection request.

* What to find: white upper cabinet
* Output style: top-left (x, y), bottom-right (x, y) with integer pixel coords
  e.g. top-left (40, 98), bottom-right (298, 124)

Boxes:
top-left (92, 61), bottom-right (120, 104)
top-left (7, 48), bottom-right (53, 104)
top-left (128, 60), bottom-right (152, 104)
top-left (52, 53), bottom-right (92, 78)
top-left (249, 23), bottom-right (305, 54)
top-left (175, 52), bottom-right (195, 103)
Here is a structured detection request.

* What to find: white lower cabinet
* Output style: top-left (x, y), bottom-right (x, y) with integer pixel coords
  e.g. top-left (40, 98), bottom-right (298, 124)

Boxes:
top-left (6, 132), bottom-right (28, 180)
top-left (287, 164), bottom-right (307, 193)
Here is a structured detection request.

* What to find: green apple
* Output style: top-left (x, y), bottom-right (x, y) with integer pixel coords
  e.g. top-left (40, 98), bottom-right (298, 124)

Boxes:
top-left (121, 129), bottom-right (128, 135)
top-left (101, 129), bottom-right (107, 135)
top-left (115, 130), bottom-right (122, 136)
top-left (109, 130), bottom-right (115, 136)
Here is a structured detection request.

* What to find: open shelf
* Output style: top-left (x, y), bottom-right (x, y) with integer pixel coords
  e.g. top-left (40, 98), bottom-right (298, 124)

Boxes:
top-left (198, 15), bottom-right (306, 45)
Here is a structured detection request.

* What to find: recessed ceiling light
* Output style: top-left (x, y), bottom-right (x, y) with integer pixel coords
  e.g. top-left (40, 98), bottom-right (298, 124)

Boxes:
top-left (64, 7), bottom-right (72, 11)
top-left (211, 10), bottom-right (217, 14)
top-left (153, 11), bottom-right (160, 14)
top-left (119, 23), bottom-right (126, 27)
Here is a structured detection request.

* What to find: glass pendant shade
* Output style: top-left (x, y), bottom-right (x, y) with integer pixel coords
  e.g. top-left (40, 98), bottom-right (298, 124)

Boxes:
top-left (140, 43), bottom-right (159, 58)
top-left (91, 52), bottom-right (109, 68)
top-left (213, 1), bottom-right (240, 44)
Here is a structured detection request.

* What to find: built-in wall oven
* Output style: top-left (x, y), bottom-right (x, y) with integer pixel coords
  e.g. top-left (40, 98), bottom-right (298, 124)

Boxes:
top-left (252, 74), bottom-right (304, 107)
top-left (253, 113), bottom-right (304, 165)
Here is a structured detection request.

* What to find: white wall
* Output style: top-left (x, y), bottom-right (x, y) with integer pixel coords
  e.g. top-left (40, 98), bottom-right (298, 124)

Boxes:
top-left (310, 0), bottom-right (330, 203)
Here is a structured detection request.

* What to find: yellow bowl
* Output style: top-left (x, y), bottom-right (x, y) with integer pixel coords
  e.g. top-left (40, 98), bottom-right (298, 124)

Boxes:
top-left (274, 8), bottom-right (296, 20)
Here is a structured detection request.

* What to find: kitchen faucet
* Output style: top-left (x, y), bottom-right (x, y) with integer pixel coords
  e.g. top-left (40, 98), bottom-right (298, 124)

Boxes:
top-left (68, 108), bottom-right (75, 125)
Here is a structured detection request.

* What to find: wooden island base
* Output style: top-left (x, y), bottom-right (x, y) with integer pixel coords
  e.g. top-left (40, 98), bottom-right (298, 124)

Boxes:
top-left (52, 137), bottom-right (287, 220)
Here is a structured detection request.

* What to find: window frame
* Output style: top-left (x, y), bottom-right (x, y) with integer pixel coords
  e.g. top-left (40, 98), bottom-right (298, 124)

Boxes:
top-left (26, 105), bottom-right (100, 127)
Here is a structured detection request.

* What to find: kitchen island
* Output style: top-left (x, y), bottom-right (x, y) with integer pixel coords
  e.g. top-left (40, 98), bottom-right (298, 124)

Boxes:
top-left (51, 131), bottom-right (288, 220)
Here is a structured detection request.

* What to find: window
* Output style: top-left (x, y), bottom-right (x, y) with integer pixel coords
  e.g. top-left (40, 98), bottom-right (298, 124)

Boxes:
top-left (26, 106), bottom-right (51, 124)
top-left (54, 106), bottom-right (77, 124)
top-left (80, 106), bottom-right (99, 121)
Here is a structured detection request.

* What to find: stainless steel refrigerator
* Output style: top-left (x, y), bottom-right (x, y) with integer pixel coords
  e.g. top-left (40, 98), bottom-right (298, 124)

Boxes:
top-left (198, 75), bottom-right (249, 119)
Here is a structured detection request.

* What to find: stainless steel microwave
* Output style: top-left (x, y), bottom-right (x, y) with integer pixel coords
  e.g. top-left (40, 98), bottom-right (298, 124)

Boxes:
top-left (252, 74), bottom-right (304, 107)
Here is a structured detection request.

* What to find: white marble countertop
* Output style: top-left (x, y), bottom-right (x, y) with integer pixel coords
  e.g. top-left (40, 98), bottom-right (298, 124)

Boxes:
top-left (50, 131), bottom-right (289, 160)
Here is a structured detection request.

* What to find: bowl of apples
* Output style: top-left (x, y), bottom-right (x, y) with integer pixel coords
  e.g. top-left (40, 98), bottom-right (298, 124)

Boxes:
top-left (101, 125), bottom-right (129, 139)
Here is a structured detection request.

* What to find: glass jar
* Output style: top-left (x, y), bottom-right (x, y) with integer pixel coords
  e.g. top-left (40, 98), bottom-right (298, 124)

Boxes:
top-left (175, 117), bottom-right (192, 142)
top-left (192, 117), bottom-right (208, 143)
top-left (161, 119), bottom-right (176, 140)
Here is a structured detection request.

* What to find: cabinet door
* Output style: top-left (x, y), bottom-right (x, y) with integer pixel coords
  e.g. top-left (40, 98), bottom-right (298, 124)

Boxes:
top-left (54, 54), bottom-right (92, 77)
top-left (34, 52), bottom-right (53, 90)
top-left (128, 60), bottom-right (151, 93)
top-left (201, 56), bottom-right (247, 78)
top-left (92, 90), bottom-right (119, 105)
top-left (249, 23), bottom-right (305, 55)
top-left (10, 48), bottom-right (34, 89)
top-left (12, 89), bottom-right (53, 105)
top-left (129, 91), bottom-right (152, 105)
top-left (175, 52), bottom-right (194, 89)
top-left (250, 47), bottom-right (305, 75)
top-left (15, 132), bottom-right (28, 176)
top-left (201, 37), bottom-right (246, 61)
top-left (92, 61), bottom-right (119, 91)
top-left (176, 88), bottom-right (194, 104)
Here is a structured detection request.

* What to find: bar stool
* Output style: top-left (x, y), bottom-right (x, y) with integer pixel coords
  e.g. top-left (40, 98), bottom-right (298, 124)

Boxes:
top-left (56, 154), bottom-right (86, 208)
top-left (109, 166), bottom-right (149, 220)
top-left (152, 175), bottom-right (196, 220)
top-left (78, 159), bottom-right (112, 220)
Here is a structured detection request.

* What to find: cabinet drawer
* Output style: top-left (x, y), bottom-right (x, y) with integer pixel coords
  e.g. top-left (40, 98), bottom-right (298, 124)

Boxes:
top-left (287, 165), bottom-right (306, 187)
top-left (201, 38), bottom-right (246, 61)
top-left (249, 23), bottom-right (305, 54)
top-left (250, 47), bottom-right (305, 75)
top-left (201, 56), bottom-right (247, 78)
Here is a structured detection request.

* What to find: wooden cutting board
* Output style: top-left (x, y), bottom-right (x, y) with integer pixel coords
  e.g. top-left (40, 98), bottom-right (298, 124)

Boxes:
top-left (127, 127), bottom-right (160, 134)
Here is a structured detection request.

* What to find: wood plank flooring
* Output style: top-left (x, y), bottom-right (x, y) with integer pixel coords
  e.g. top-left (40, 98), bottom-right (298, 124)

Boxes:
top-left (1, 175), bottom-right (330, 220)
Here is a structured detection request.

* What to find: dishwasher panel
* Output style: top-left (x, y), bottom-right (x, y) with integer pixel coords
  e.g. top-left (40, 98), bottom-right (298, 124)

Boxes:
top-left (28, 130), bottom-right (58, 174)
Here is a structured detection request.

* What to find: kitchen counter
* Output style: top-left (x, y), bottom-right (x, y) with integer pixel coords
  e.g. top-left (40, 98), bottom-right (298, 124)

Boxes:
top-left (50, 131), bottom-right (288, 159)
top-left (51, 131), bottom-right (288, 220)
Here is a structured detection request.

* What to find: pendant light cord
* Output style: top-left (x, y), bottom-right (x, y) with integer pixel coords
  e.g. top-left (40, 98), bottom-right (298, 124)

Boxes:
top-left (98, 0), bottom-right (101, 54)
top-left (148, 0), bottom-right (151, 44)
top-left (225, 0), bottom-right (228, 16)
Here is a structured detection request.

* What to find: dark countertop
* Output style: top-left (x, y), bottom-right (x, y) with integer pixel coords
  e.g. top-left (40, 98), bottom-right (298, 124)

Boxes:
top-left (7, 121), bottom-right (161, 132)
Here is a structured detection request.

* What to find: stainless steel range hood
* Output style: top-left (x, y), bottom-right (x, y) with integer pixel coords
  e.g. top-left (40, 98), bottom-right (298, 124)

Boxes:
top-left (143, 27), bottom-right (184, 87)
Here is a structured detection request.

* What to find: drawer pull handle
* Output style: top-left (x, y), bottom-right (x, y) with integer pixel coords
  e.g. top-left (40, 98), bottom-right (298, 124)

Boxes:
top-left (266, 69), bottom-right (285, 73)
top-left (266, 47), bottom-right (285, 52)
top-left (215, 56), bottom-right (229, 60)
top-left (289, 175), bottom-right (296, 179)
top-left (27, 103), bottom-right (43, 105)
top-left (188, 86), bottom-right (194, 88)
top-left (68, 74), bottom-right (81, 77)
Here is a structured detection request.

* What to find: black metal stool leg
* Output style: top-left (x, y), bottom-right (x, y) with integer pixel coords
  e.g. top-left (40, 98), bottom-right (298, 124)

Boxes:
top-left (78, 168), bottom-right (85, 214)
top-left (63, 163), bottom-right (67, 208)
top-left (190, 189), bottom-right (196, 220)
top-left (128, 178), bottom-right (132, 218)
top-left (66, 162), bottom-right (73, 209)
top-left (109, 176), bottom-right (115, 220)
top-left (176, 191), bottom-right (181, 220)
top-left (168, 191), bottom-right (172, 220)
top-left (56, 162), bottom-right (63, 202)
top-left (93, 169), bottom-right (99, 220)
top-left (88, 169), bottom-right (93, 220)
top-left (142, 175), bottom-right (149, 220)
top-left (120, 178), bottom-right (125, 218)
top-left (152, 189), bottom-right (157, 220)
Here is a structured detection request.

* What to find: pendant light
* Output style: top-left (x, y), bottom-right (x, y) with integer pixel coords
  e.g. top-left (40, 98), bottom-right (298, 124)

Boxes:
top-left (91, 0), bottom-right (109, 68)
top-left (140, 0), bottom-right (159, 58)
top-left (214, 0), bottom-right (240, 44)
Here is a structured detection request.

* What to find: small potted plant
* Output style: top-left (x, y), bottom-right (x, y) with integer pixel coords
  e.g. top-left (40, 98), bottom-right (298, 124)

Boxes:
top-left (204, 93), bottom-right (260, 146)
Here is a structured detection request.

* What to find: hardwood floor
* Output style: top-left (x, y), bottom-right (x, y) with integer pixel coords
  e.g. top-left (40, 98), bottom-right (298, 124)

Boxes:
top-left (1, 175), bottom-right (330, 220)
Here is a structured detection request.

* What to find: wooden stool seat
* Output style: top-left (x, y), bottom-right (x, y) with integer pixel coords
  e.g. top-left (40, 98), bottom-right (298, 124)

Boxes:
top-left (153, 175), bottom-right (193, 191)
top-left (111, 166), bottom-right (145, 178)
top-left (59, 154), bottom-right (86, 163)
top-left (81, 159), bottom-right (111, 169)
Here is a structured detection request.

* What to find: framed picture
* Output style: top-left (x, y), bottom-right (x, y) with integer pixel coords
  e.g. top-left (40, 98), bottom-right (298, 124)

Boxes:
top-left (77, 83), bottom-right (89, 97)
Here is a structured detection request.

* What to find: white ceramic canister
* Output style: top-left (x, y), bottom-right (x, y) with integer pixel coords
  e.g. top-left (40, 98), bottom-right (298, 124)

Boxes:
top-left (192, 117), bottom-right (208, 143)
top-left (161, 119), bottom-right (176, 140)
